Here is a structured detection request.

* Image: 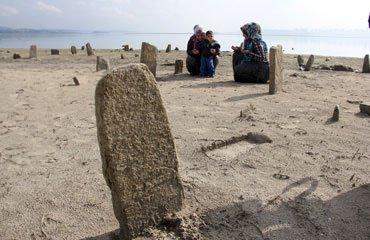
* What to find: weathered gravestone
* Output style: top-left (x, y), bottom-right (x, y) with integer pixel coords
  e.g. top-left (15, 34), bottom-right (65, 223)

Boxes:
top-left (297, 55), bottom-right (304, 67)
top-left (269, 45), bottom-right (283, 94)
top-left (166, 44), bottom-right (171, 53)
top-left (95, 63), bottom-right (184, 240)
top-left (71, 46), bottom-right (77, 55)
top-left (174, 60), bottom-right (183, 74)
top-left (29, 45), bottom-right (37, 59)
top-left (304, 55), bottom-right (315, 71)
top-left (86, 42), bottom-right (94, 56)
top-left (140, 42), bottom-right (158, 77)
top-left (362, 54), bottom-right (370, 73)
top-left (332, 105), bottom-right (340, 122)
top-left (96, 56), bottom-right (110, 71)
top-left (51, 49), bottom-right (60, 55)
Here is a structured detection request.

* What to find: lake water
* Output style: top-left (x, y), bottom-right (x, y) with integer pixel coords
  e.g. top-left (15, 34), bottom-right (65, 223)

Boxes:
top-left (1, 30), bottom-right (370, 57)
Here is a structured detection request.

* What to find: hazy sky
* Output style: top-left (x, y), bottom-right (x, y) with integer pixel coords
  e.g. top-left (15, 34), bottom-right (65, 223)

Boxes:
top-left (0, 0), bottom-right (369, 32)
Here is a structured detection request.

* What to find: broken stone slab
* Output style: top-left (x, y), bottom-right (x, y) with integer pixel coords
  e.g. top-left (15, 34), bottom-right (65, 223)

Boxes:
top-left (304, 55), bottom-right (314, 71)
top-left (29, 45), bottom-right (37, 59)
top-left (174, 60), bottom-right (183, 74)
top-left (140, 42), bottom-right (158, 77)
top-left (86, 43), bottom-right (94, 56)
top-left (331, 65), bottom-right (354, 72)
top-left (297, 55), bottom-right (304, 67)
top-left (13, 53), bottom-right (21, 59)
top-left (269, 45), bottom-right (283, 94)
top-left (359, 102), bottom-right (370, 115)
top-left (95, 63), bottom-right (183, 240)
top-left (174, 47), bottom-right (179, 51)
top-left (362, 54), bottom-right (370, 73)
top-left (71, 46), bottom-right (77, 55)
top-left (51, 49), bottom-right (60, 55)
top-left (166, 44), bottom-right (171, 53)
top-left (96, 56), bottom-right (110, 71)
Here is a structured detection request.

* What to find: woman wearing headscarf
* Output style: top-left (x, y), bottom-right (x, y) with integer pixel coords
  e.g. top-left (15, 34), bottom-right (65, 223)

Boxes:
top-left (231, 22), bottom-right (269, 83)
top-left (186, 25), bottom-right (219, 76)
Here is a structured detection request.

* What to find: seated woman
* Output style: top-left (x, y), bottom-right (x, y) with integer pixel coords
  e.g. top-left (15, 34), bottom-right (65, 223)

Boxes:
top-left (231, 22), bottom-right (269, 83)
top-left (186, 25), bottom-right (218, 76)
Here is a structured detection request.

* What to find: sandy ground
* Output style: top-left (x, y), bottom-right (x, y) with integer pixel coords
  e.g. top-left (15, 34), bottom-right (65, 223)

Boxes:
top-left (0, 47), bottom-right (369, 240)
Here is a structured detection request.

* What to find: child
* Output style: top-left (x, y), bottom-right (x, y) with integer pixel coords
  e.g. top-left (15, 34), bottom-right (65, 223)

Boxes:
top-left (197, 31), bottom-right (220, 77)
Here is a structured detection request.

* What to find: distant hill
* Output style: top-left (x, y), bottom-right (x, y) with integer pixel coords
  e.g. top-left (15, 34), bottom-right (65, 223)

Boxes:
top-left (0, 26), bottom-right (78, 34)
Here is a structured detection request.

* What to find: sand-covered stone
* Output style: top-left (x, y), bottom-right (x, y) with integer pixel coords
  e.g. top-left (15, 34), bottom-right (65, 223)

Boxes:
top-left (96, 56), bottom-right (110, 71)
top-left (269, 45), bottom-right (283, 94)
top-left (51, 49), bottom-right (60, 55)
top-left (362, 54), bottom-right (370, 73)
top-left (359, 103), bottom-right (370, 115)
top-left (95, 64), bottom-right (184, 240)
top-left (86, 43), bottom-right (94, 56)
top-left (13, 53), bottom-right (21, 59)
top-left (29, 45), bottom-right (37, 59)
top-left (175, 60), bottom-right (183, 74)
top-left (140, 42), bottom-right (158, 77)
top-left (71, 46), bottom-right (77, 55)
top-left (304, 55), bottom-right (315, 71)
top-left (166, 44), bottom-right (171, 53)
top-left (297, 55), bottom-right (304, 67)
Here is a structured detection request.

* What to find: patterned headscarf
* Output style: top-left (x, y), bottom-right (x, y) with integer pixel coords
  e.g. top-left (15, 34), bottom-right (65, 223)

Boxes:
top-left (240, 22), bottom-right (262, 40)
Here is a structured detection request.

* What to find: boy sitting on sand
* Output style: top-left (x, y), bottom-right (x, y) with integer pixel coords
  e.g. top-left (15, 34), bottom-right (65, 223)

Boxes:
top-left (197, 31), bottom-right (221, 77)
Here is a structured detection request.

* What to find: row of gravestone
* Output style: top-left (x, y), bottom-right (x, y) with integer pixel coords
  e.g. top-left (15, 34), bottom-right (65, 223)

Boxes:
top-left (27, 43), bottom-right (94, 59)
top-left (297, 54), bottom-right (370, 73)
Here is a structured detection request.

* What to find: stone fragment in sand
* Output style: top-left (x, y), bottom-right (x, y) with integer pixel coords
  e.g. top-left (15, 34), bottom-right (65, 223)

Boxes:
top-left (13, 53), bottom-right (21, 59)
top-left (297, 55), bottom-right (304, 67)
top-left (359, 103), bottom-right (370, 115)
top-left (140, 42), bottom-right (158, 77)
top-left (95, 63), bottom-right (183, 240)
top-left (175, 60), bottom-right (183, 74)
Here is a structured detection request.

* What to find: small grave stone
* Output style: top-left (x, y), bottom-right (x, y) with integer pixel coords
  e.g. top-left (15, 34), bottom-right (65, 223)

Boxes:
top-left (332, 105), bottom-right (340, 122)
top-left (304, 55), bottom-right (315, 71)
top-left (269, 45), bottom-right (283, 94)
top-left (362, 54), bottom-right (370, 73)
top-left (166, 44), bottom-right (171, 53)
top-left (123, 45), bottom-right (130, 51)
top-left (51, 49), bottom-right (60, 55)
top-left (86, 43), bottom-right (94, 56)
top-left (71, 46), bottom-right (77, 55)
top-left (30, 45), bottom-right (37, 59)
top-left (174, 60), bottom-right (183, 74)
top-left (95, 63), bottom-right (183, 240)
top-left (297, 55), bottom-right (304, 67)
top-left (13, 53), bottom-right (21, 59)
top-left (140, 42), bottom-right (158, 77)
top-left (96, 56), bottom-right (110, 71)
top-left (73, 77), bottom-right (80, 86)
top-left (175, 47), bottom-right (179, 51)
top-left (81, 46), bottom-right (85, 50)
top-left (121, 54), bottom-right (124, 59)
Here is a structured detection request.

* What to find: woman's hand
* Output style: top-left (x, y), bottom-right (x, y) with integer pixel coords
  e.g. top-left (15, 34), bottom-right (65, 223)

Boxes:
top-left (192, 49), bottom-right (200, 55)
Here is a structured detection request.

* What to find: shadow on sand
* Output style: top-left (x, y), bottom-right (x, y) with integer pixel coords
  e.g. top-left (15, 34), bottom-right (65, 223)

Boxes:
top-left (82, 178), bottom-right (370, 240)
